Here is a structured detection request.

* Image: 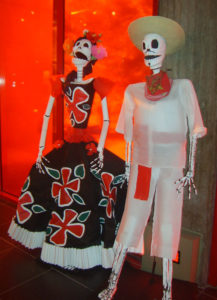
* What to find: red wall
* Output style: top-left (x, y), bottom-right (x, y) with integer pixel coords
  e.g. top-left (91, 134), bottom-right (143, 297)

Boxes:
top-left (0, 0), bottom-right (53, 197)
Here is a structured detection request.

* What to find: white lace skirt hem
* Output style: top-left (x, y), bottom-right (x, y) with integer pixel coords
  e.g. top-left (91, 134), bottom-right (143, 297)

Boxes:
top-left (8, 218), bottom-right (45, 249)
top-left (8, 218), bottom-right (114, 269)
top-left (40, 242), bottom-right (114, 270)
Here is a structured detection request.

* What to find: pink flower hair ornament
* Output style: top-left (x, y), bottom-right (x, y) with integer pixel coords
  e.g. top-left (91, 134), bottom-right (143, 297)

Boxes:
top-left (91, 45), bottom-right (107, 60)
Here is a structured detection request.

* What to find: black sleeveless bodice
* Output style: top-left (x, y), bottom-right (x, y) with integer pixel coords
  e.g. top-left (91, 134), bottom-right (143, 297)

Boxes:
top-left (63, 79), bottom-right (95, 128)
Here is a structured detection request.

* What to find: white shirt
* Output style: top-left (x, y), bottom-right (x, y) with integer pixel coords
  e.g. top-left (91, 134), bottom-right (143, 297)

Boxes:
top-left (116, 79), bottom-right (207, 168)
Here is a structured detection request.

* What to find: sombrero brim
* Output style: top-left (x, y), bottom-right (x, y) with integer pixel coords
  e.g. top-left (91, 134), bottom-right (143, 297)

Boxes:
top-left (128, 16), bottom-right (185, 55)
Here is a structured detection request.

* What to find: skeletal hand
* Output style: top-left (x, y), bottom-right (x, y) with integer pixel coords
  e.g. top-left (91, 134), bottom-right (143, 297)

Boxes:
top-left (125, 162), bottom-right (130, 182)
top-left (175, 171), bottom-right (197, 199)
top-left (36, 154), bottom-right (50, 174)
top-left (119, 162), bottom-right (130, 188)
top-left (90, 150), bottom-right (104, 174)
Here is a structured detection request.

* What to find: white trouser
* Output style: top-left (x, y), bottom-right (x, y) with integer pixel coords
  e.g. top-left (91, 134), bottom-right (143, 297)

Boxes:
top-left (116, 164), bottom-right (184, 260)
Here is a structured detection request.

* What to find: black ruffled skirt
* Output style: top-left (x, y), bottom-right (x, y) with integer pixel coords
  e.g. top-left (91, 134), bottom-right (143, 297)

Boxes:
top-left (8, 141), bottom-right (127, 269)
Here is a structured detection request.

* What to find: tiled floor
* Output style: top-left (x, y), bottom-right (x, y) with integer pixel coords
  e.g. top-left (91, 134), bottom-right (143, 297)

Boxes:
top-left (0, 198), bottom-right (217, 300)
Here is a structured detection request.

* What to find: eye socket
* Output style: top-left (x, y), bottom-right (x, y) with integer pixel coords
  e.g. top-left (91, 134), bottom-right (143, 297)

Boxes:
top-left (151, 39), bottom-right (159, 48)
top-left (84, 42), bottom-right (89, 48)
top-left (75, 41), bottom-right (80, 47)
top-left (142, 42), bottom-right (146, 50)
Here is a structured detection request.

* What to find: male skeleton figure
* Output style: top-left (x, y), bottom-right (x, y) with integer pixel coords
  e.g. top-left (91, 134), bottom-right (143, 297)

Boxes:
top-left (98, 16), bottom-right (207, 300)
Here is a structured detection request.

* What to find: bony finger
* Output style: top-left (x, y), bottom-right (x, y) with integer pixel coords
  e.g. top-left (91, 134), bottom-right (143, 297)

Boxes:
top-left (184, 180), bottom-right (188, 187)
top-left (193, 184), bottom-right (198, 195)
top-left (176, 183), bottom-right (184, 193)
top-left (175, 178), bottom-right (182, 184)
top-left (43, 156), bottom-right (48, 161)
top-left (188, 185), bottom-right (191, 199)
top-left (90, 158), bottom-right (98, 164)
top-left (177, 182), bottom-right (183, 189)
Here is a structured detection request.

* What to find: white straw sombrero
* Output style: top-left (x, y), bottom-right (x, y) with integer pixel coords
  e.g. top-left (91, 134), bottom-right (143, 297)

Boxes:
top-left (128, 16), bottom-right (185, 55)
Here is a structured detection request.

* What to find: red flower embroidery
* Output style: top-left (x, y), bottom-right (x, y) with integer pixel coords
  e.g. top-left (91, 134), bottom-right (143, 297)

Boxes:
top-left (65, 87), bottom-right (89, 125)
top-left (100, 172), bottom-right (117, 218)
top-left (52, 168), bottom-right (80, 207)
top-left (49, 209), bottom-right (85, 246)
top-left (16, 191), bottom-right (34, 224)
top-left (85, 142), bottom-right (97, 156)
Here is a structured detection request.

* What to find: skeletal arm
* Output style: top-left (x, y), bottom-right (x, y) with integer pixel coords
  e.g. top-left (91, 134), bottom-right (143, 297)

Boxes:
top-left (97, 96), bottom-right (110, 154)
top-left (90, 96), bottom-right (109, 172)
top-left (175, 80), bottom-right (207, 198)
top-left (36, 95), bottom-right (55, 173)
top-left (188, 133), bottom-right (198, 178)
top-left (175, 134), bottom-right (198, 198)
top-left (125, 141), bottom-right (132, 182)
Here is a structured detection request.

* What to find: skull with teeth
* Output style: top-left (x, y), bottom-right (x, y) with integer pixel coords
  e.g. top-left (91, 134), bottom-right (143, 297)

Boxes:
top-left (142, 33), bottom-right (166, 70)
top-left (73, 38), bottom-right (92, 62)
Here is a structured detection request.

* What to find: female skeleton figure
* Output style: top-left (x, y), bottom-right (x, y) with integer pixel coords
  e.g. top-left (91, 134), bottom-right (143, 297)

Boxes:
top-left (8, 30), bottom-right (126, 270)
top-left (99, 16), bottom-right (207, 300)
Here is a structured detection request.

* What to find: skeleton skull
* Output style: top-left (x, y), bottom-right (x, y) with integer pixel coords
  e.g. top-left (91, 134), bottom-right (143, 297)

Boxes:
top-left (142, 33), bottom-right (166, 70)
top-left (73, 38), bottom-right (92, 61)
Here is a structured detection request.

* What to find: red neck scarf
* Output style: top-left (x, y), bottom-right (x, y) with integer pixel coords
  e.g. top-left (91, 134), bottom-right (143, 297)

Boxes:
top-left (145, 70), bottom-right (172, 101)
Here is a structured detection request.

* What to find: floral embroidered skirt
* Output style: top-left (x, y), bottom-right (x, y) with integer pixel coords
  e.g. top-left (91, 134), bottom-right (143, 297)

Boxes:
top-left (8, 141), bottom-right (127, 270)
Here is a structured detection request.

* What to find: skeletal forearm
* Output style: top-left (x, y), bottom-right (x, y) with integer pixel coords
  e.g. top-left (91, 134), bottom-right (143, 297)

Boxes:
top-left (97, 96), bottom-right (109, 152)
top-left (39, 95), bottom-right (55, 150)
top-left (125, 141), bottom-right (132, 164)
top-left (188, 134), bottom-right (198, 176)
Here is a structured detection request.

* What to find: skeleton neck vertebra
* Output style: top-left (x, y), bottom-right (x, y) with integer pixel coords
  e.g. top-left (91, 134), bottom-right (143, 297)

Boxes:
top-left (76, 64), bottom-right (83, 82)
top-left (72, 58), bottom-right (88, 83)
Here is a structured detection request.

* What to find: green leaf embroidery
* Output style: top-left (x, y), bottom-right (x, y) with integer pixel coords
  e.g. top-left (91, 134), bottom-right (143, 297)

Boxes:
top-left (32, 205), bottom-right (46, 214)
top-left (74, 164), bottom-right (85, 179)
top-left (77, 211), bottom-right (91, 222)
top-left (46, 227), bottom-right (52, 235)
top-left (45, 167), bottom-right (60, 179)
top-left (113, 174), bottom-right (125, 185)
top-left (72, 193), bottom-right (85, 205)
top-left (99, 199), bottom-right (108, 207)
top-left (90, 169), bottom-right (101, 180)
top-left (99, 217), bottom-right (105, 224)
top-left (22, 176), bottom-right (30, 192)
